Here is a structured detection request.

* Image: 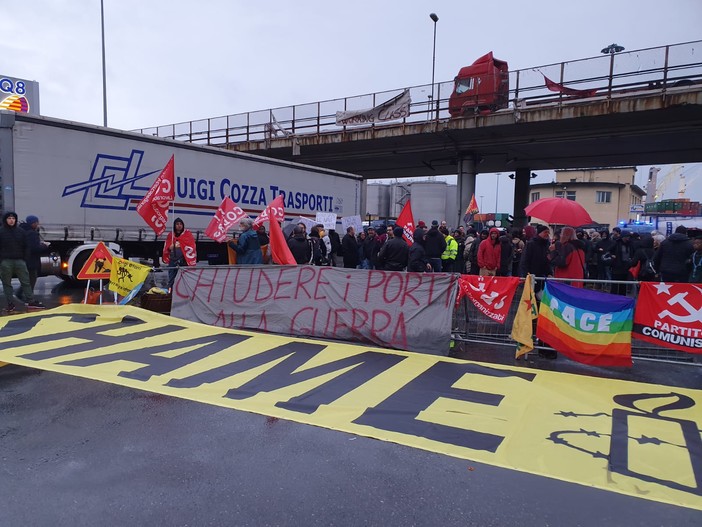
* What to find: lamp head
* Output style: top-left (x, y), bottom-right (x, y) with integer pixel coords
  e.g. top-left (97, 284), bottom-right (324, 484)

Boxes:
top-left (429, 13), bottom-right (439, 22)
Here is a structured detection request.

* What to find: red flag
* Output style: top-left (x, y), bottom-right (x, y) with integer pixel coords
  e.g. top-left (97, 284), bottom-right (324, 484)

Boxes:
top-left (204, 197), bottom-right (247, 242)
top-left (396, 200), bottom-right (415, 244)
top-left (253, 195), bottom-right (285, 229)
top-left (463, 194), bottom-right (480, 224)
top-left (268, 218), bottom-right (297, 265)
top-left (633, 282), bottom-right (702, 354)
top-left (456, 275), bottom-right (520, 324)
top-left (543, 75), bottom-right (598, 98)
top-left (136, 155), bottom-right (175, 236)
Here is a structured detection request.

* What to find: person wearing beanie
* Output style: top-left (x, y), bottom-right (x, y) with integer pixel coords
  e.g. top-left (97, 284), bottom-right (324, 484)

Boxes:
top-left (163, 217), bottom-right (197, 290)
top-left (0, 212), bottom-right (43, 312)
top-left (417, 221), bottom-right (427, 229)
top-left (519, 224), bottom-right (551, 286)
top-left (378, 226), bottom-right (410, 271)
top-left (20, 214), bottom-right (51, 296)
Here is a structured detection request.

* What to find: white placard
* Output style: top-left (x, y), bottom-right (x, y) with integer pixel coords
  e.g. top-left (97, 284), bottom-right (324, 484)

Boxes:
top-left (293, 216), bottom-right (317, 231)
top-left (341, 215), bottom-right (363, 234)
top-left (315, 212), bottom-right (338, 231)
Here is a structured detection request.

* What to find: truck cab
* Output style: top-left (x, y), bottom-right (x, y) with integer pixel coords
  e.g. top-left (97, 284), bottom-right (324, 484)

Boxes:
top-left (449, 52), bottom-right (509, 117)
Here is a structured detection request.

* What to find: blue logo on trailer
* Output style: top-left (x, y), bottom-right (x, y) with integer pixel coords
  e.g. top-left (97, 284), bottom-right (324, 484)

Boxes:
top-left (62, 150), bottom-right (158, 210)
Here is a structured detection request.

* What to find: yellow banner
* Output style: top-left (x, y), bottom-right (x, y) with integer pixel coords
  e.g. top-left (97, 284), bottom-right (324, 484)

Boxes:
top-left (108, 257), bottom-right (151, 297)
top-left (0, 305), bottom-right (700, 511)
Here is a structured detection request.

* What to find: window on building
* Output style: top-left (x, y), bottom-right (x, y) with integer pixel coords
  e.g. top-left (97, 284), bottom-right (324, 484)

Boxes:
top-left (530, 192), bottom-right (540, 202)
top-left (596, 191), bottom-right (612, 203)
top-left (556, 191), bottom-right (576, 201)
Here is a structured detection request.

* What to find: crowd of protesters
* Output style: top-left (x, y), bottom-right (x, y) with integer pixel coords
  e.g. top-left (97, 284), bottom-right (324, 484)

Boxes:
top-left (272, 217), bottom-right (702, 288)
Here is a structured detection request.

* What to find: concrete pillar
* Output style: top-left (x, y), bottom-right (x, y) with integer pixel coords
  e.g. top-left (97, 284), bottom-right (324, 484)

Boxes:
top-left (512, 167), bottom-right (531, 229)
top-left (456, 155), bottom-right (476, 228)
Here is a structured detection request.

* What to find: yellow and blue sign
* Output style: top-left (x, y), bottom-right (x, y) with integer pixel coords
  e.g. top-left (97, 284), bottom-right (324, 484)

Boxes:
top-left (0, 305), bottom-right (700, 511)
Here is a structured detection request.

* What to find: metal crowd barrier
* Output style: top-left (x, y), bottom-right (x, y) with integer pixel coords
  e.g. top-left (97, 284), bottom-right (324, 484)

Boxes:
top-left (452, 276), bottom-right (701, 366)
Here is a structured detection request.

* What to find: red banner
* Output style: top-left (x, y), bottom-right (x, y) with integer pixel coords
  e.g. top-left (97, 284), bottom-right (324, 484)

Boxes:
top-left (457, 275), bottom-right (520, 324)
top-left (136, 155), bottom-right (175, 236)
top-left (543, 75), bottom-right (598, 98)
top-left (253, 195), bottom-right (285, 229)
top-left (396, 200), bottom-right (415, 244)
top-left (204, 197), bottom-right (247, 242)
top-left (633, 282), bottom-right (702, 354)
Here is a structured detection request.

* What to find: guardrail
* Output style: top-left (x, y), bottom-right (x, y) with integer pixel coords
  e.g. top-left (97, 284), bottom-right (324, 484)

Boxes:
top-left (137, 41), bottom-right (702, 148)
top-left (452, 276), bottom-right (701, 366)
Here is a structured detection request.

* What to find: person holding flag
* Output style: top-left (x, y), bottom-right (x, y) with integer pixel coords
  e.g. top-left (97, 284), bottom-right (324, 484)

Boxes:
top-left (163, 217), bottom-right (196, 290)
top-left (229, 218), bottom-right (263, 264)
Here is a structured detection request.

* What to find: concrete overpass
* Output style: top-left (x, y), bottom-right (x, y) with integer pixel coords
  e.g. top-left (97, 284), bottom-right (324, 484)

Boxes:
top-left (139, 41), bottom-right (702, 227)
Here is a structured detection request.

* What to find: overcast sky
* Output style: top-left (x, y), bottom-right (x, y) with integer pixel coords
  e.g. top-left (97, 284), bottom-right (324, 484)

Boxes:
top-left (2, 0), bottom-right (701, 211)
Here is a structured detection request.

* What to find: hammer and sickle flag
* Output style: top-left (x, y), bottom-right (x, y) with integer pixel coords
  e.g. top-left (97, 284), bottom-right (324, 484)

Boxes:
top-left (109, 257), bottom-right (152, 303)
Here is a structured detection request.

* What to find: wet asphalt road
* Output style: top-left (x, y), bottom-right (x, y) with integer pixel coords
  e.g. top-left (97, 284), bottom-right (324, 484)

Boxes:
top-left (1, 277), bottom-right (701, 526)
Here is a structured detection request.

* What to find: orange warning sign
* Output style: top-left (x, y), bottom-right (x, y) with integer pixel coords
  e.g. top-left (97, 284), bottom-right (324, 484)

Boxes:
top-left (77, 242), bottom-right (114, 280)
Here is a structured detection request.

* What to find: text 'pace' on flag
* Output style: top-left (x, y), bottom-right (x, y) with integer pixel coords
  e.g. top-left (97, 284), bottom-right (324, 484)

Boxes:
top-left (396, 200), bottom-right (415, 244)
top-left (536, 281), bottom-right (635, 367)
top-left (136, 155), bottom-right (175, 236)
top-left (253, 195), bottom-right (285, 229)
top-left (205, 197), bottom-right (247, 242)
top-left (512, 274), bottom-right (539, 358)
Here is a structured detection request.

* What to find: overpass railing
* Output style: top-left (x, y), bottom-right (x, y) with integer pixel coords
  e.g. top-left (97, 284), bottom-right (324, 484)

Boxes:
top-left (136, 41), bottom-right (702, 147)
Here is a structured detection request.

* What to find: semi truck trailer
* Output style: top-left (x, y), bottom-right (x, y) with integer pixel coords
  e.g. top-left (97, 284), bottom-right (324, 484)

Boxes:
top-left (0, 110), bottom-right (362, 280)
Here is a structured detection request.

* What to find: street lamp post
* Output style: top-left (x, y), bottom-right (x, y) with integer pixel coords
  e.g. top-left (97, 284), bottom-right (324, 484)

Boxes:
top-left (100, 0), bottom-right (108, 127)
top-left (429, 13), bottom-right (439, 117)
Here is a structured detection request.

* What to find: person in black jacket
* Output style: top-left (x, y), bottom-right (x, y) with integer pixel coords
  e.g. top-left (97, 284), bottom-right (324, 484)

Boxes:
top-left (408, 228), bottom-right (431, 272)
top-left (328, 229), bottom-right (342, 267)
top-left (21, 215), bottom-right (51, 296)
top-left (630, 233), bottom-right (657, 282)
top-left (378, 227), bottom-right (409, 271)
top-left (608, 229), bottom-right (635, 295)
top-left (519, 224), bottom-right (551, 292)
top-left (0, 212), bottom-right (44, 312)
top-left (653, 226), bottom-right (694, 283)
top-left (286, 225), bottom-right (312, 264)
top-left (424, 221), bottom-right (446, 272)
top-left (341, 226), bottom-right (359, 269)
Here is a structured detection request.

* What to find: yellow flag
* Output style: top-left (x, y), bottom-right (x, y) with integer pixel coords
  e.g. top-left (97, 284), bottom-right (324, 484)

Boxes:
top-left (109, 257), bottom-right (152, 297)
top-left (512, 274), bottom-right (539, 358)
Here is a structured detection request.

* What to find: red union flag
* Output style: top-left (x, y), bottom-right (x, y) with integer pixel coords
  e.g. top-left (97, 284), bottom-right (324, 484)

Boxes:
top-left (253, 194), bottom-right (285, 229)
top-left (136, 155), bottom-right (175, 236)
top-left (633, 282), bottom-right (702, 354)
top-left (204, 197), bottom-right (247, 242)
top-left (456, 275), bottom-right (520, 324)
top-left (396, 200), bottom-right (415, 244)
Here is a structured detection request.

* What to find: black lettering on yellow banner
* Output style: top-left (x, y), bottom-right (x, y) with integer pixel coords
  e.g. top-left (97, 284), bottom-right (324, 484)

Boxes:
top-left (354, 362), bottom-right (535, 452)
top-left (1, 305), bottom-right (701, 511)
top-left (61, 333), bottom-right (252, 382)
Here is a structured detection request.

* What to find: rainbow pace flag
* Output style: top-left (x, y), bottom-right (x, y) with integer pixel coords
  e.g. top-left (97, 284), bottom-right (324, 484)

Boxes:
top-left (536, 281), bottom-right (635, 367)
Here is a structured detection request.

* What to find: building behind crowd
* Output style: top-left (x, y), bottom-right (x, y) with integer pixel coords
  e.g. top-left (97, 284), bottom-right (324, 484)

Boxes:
top-left (529, 167), bottom-right (646, 229)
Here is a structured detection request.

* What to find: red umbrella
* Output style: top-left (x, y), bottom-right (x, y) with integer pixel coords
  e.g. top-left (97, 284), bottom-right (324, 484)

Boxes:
top-left (524, 197), bottom-right (594, 226)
